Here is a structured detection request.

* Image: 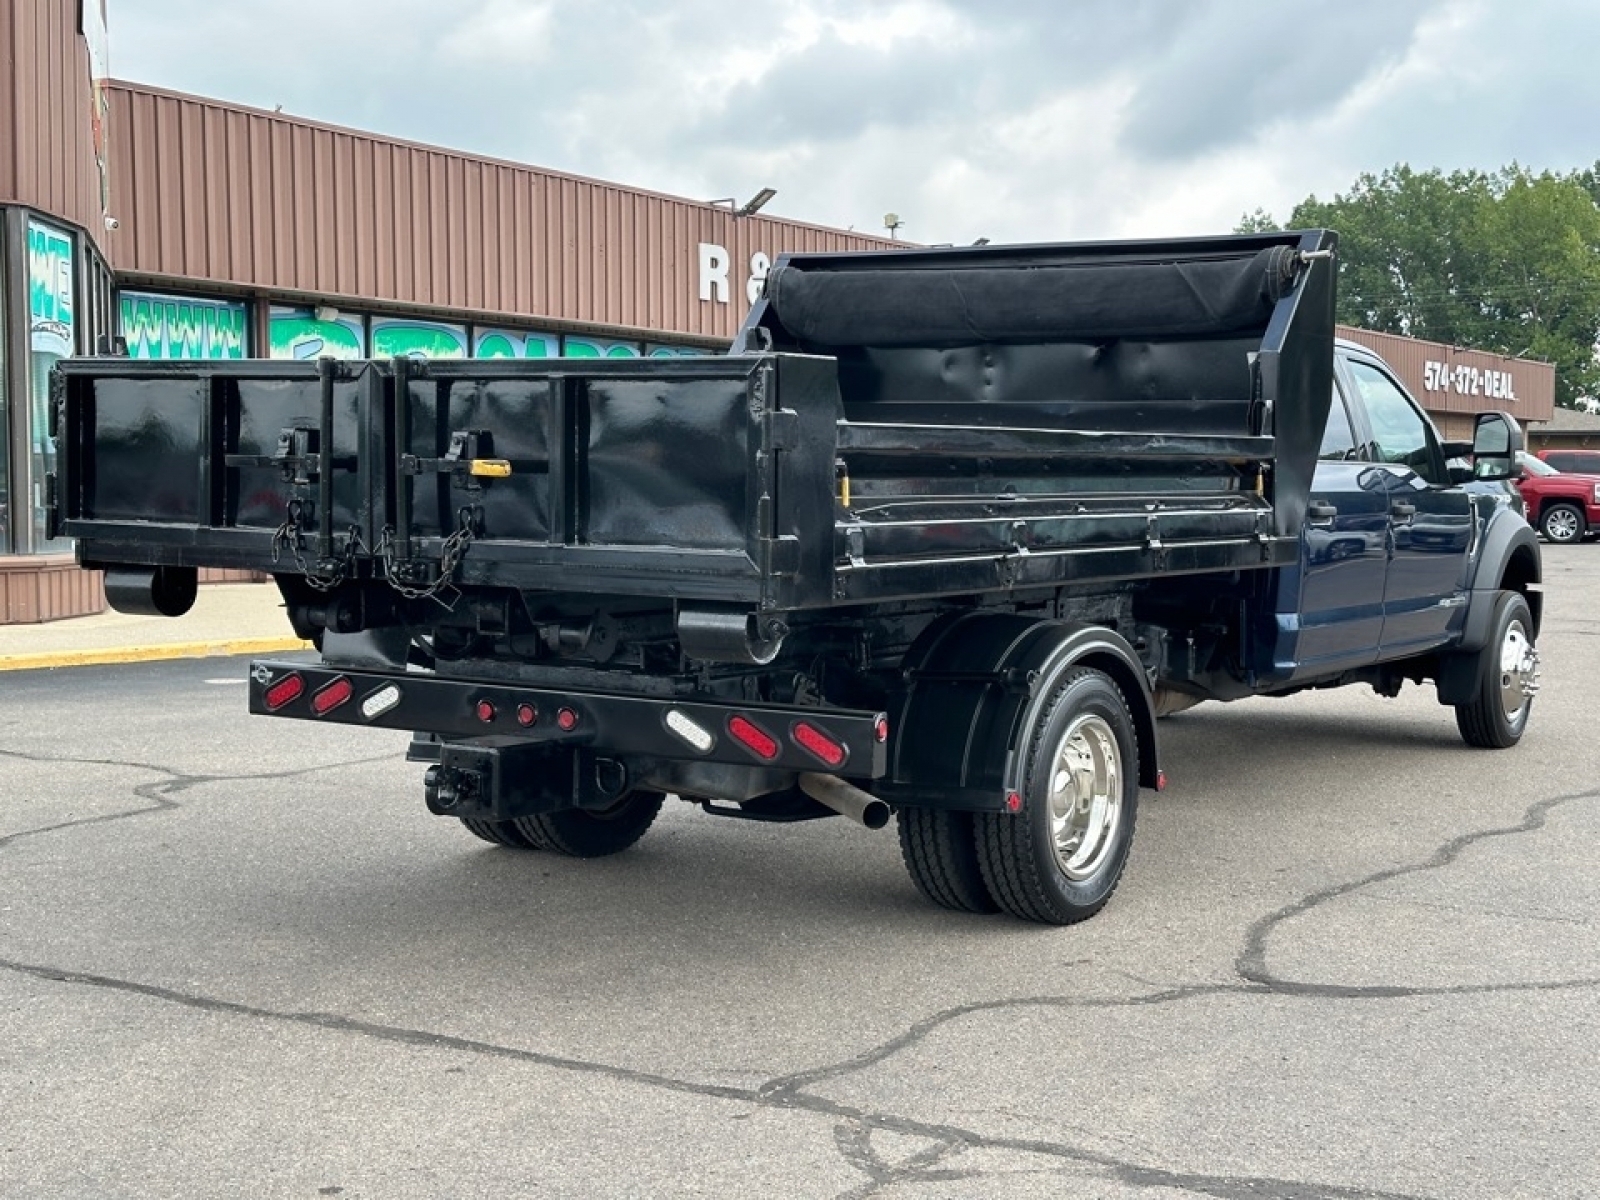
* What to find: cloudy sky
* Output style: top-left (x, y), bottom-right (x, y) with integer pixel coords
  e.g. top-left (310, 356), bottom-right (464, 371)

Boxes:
top-left (107, 0), bottom-right (1597, 245)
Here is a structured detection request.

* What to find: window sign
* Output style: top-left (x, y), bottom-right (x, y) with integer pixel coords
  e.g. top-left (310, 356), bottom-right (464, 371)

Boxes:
top-left (269, 306), bottom-right (365, 359)
top-left (474, 327), bottom-right (559, 358)
top-left (121, 291), bottom-right (248, 359)
top-left (646, 344), bottom-right (709, 358)
top-left (372, 317), bottom-right (467, 360)
top-left (563, 337), bottom-right (642, 359)
top-left (28, 219), bottom-right (75, 549)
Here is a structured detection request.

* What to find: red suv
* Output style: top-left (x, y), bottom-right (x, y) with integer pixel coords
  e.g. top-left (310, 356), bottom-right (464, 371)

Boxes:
top-left (1538, 448), bottom-right (1600, 474)
top-left (1517, 452), bottom-right (1600, 543)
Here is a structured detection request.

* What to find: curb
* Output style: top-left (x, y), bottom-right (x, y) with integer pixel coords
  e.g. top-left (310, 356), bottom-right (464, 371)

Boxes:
top-left (0, 637), bottom-right (313, 673)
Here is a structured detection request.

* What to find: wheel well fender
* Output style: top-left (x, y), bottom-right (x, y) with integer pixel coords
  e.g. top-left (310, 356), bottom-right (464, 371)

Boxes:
top-left (887, 613), bottom-right (1160, 807)
top-left (1460, 512), bottom-right (1543, 653)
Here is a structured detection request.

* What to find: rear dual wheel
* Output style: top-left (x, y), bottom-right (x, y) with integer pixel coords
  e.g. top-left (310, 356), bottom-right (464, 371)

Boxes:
top-left (459, 790), bottom-right (665, 858)
top-left (898, 667), bottom-right (1139, 925)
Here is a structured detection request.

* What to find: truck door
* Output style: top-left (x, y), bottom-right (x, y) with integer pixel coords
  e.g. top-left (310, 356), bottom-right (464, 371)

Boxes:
top-left (1285, 379), bottom-right (1388, 674)
top-left (1343, 357), bottom-right (1472, 656)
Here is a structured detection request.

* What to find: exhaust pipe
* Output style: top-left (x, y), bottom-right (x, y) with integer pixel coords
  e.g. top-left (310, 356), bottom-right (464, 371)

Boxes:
top-left (798, 772), bottom-right (890, 830)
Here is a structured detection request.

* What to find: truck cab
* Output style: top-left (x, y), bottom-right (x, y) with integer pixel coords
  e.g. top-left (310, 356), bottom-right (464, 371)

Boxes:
top-left (1270, 339), bottom-right (1533, 683)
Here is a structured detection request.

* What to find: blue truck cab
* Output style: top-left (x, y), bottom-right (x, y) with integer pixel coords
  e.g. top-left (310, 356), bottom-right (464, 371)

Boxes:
top-left (1267, 339), bottom-right (1541, 694)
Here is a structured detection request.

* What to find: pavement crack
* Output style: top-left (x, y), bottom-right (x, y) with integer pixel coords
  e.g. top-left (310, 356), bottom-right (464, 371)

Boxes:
top-left (0, 954), bottom-right (1434, 1200)
top-left (0, 748), bottom-right (400, 850)
top-left (758, 984), bottom-right (1245, 1107)
top-left (1237, 786), bottom-right (1600, 996)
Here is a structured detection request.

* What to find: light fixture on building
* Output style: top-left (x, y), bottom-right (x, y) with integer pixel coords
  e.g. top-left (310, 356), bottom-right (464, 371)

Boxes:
top-left (972, 237), bottom-right (990, 246)
top-left (736, 187), bottom-right (777, 216)
top-left (884, 213), bottom-right (903, 239)
top-left (312, 305), bottom-right (340, 323)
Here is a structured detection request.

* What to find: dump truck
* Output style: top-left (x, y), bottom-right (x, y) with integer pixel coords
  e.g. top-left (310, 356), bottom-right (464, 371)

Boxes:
top-left (51, 230), bottom-right (1542, 924)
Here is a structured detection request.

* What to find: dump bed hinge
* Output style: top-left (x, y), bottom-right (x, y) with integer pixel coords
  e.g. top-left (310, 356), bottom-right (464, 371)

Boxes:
top-left (763, 409), bottom-right (801, 452)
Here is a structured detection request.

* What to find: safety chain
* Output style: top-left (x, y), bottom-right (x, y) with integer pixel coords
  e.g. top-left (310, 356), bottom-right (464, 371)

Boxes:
top-left (376, 505), bottom-right (479, 607)
top-left (269, 499), bottom-right (364, 592)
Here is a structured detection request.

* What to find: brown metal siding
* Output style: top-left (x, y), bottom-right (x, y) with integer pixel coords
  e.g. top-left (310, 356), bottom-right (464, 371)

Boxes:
top-left (1338, 326), bottom-right (1554, 425)
top-left (102, 81), bottom-right (898, 342)
top-left (0, 0), bottom-right (104, 237)
top-left (0, 554), bottom-right (104, 622)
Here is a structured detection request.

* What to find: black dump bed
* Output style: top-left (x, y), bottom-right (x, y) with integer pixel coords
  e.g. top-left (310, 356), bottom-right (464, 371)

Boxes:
top-left (54, 231), bottom-right (1335, 611)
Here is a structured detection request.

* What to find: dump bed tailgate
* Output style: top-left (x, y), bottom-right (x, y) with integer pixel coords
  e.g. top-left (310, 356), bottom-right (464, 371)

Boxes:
top-left (54, 354), bottom-right (842, 608)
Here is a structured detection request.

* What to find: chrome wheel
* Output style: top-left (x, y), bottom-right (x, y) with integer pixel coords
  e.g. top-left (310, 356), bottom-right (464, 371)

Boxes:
top-left (1542, 506), bottom-right (1582, 543)
top-left (1047, 713), bottom-right (1123, 882)
top-left (1497, 618), bottom-right (1540, 725)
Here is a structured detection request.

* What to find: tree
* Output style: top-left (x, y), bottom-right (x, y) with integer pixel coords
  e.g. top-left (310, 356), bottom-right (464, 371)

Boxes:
top-left (1239, 165), bottom-right (1600, 407)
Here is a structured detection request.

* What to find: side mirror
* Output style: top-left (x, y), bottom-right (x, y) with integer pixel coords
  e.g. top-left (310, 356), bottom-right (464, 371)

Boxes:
top-left (1470, 412), bottom-right (1523, 482)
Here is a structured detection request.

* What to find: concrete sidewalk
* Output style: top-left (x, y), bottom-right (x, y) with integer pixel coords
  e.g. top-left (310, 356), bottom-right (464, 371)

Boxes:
top-left (0, 583), bottom-right (309, 671)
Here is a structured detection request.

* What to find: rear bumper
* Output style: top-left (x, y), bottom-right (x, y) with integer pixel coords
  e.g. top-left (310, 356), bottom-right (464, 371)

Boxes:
top-left (246, 659), bottom-right (889, 779)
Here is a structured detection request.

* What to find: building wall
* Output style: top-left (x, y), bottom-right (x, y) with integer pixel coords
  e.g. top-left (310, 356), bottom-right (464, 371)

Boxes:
top-left (102, 82), bottom-right (897, 344)
top-left (0, 0), bottom-right (107, 239)
top-left (1337, 325), bottom-right (1554, 438)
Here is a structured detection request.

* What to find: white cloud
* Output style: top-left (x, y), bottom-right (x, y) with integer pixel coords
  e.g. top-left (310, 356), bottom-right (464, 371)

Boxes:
top-left (107, 0), bottom-right (1599, 244)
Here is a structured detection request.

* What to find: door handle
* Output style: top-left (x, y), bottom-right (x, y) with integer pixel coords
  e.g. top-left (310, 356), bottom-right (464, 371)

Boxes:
top-left (1307, 501), bottom-right (1337, 527)
top-left (1390, 500), bottom-right (1416, 522)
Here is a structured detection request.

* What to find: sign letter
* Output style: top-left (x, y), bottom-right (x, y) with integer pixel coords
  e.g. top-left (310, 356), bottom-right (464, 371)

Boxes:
top-left (699, 243), bottom-right (730, 304)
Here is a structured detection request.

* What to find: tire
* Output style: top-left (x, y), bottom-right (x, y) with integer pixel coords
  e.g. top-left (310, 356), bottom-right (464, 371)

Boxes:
top-left (1455, 590), bottom-right (1540, 748)
top-left (1538, 502), bottom-right (1585, 544)
top-left (897, 809), bottom-right (1001, 914)
top-left (459, 817), bottom-right (543, 849)
top-left (511, 791), bottom-right (665, 858)
top-left (976, 667), bottom-right (1139, 925)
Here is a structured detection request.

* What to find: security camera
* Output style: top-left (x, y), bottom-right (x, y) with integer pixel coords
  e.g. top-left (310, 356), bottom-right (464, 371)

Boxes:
top-left (104, 215), bottom-right (120, 231)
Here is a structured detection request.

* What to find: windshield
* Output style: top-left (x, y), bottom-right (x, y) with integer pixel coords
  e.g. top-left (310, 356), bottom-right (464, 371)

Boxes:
top-left (1517, 451), bottom-right (1559, 477)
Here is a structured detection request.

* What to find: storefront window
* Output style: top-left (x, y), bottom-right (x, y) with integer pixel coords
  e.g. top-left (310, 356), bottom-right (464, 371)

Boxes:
top-left (268, 305), bottom-right (365, 359)
top-left (0, 226), bottom-right (9, 552)
top-left (27, 218), bottom-right (75, 551)
top-left (121, 290), bottom-right (248, 358)
top-left (563, 337), bottom-right (642, 359)
top-left (474, 327), bottom-right (559, 359)
top-left (371, 317), bottom-right (466, 359)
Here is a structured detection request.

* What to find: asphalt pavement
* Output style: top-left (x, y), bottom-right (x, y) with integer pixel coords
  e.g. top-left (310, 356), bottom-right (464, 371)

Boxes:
top-left (0, 550), bottom-right (1596, 1198)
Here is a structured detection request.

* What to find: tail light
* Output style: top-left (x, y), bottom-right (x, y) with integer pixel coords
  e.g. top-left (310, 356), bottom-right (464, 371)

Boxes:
top-left (727, 715), bottom-right (780, 761)
top-left (263, 672), bottom-right (305, 711)
top-left (310, 676), bottom-right (354, 716)
top-left (792, 720), bottom-right (847, 768)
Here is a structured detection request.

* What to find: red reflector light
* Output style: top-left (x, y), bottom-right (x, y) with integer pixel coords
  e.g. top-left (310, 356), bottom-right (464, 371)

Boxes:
top-left (727, 715), bottom-right (780, 761)
top-left (263, 673), bottom-right (305, 711)
top-left (556, 707), bottom-right (579, 732)
top-left (1005, 791), bottom-right (1023, 813)
top-left (792, 721), bottom-right (847, 768)
top-left (874, 715), bottom-right (890, 744)
top-left (1156, 770), bottom-right (1169, 792)
top-left (516, 703), bottom-right (538, 728)
top-left (310, 676), bottom-right (354, 716)
top-left (476, 699), bottom-right (497, 723)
